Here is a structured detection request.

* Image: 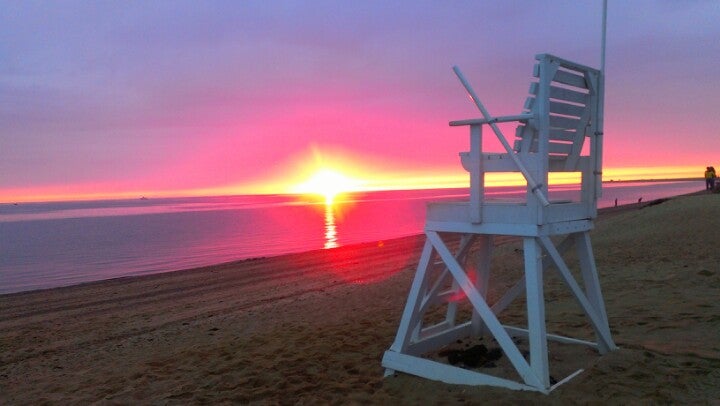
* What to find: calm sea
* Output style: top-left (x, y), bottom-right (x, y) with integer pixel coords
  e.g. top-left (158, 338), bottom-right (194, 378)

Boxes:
top-left (0, 181), bottom-right (702, 294)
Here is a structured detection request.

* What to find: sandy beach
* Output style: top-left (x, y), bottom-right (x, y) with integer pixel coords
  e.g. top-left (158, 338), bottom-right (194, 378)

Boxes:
top-left (1, 192), bottom-right (719, 404)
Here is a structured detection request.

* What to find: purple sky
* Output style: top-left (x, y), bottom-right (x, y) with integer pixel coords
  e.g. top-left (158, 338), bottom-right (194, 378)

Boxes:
top-left (2, 1), bottom-right (719, 201)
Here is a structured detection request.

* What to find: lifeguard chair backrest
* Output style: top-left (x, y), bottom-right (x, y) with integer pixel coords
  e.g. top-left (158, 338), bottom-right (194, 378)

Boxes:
top-left (514, 54), bottom-right (600, 171)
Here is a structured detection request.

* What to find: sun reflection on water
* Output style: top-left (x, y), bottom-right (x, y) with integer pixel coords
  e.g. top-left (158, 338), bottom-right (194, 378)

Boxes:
top-left (324, 203), bottom-right (338, 249)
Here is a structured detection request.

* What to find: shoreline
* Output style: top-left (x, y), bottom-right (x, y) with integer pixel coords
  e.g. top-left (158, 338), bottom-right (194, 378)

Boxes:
top-left (3, 190), bottom-right (704, 299)
top-left (1, 190), bottom-right (706, 298)
top-left (602, 177), bottom-right (701, 183)
top-left (1, 192), bottom-right (719, 403)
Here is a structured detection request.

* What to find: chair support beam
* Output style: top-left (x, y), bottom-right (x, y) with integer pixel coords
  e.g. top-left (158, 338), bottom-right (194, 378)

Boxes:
top-left (383, 54), bottom-right (614, 393)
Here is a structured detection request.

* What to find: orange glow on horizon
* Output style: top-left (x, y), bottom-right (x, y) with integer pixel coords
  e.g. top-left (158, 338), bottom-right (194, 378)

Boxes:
top-left (0, 165), bottom-right (705, 204)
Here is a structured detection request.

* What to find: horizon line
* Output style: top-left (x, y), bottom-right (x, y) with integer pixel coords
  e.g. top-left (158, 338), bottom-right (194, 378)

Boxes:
top-left (2, 176), bottom-right (703, 205)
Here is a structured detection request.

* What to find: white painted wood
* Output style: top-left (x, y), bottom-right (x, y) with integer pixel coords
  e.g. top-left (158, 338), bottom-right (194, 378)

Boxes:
top-left (418, 268), bottom-right (453, 313)
top-left (574, 232), bottom-right (614, 353)
top-left (504, 326), bottom-right (599, 348)
top-left (537, 53), bottom-right (599, 74)
top-left (534, 60), bottom-right (555, 211)
top-left (449, 114), bottom-right (533, 126)
top-left (549, 100), bottom-right (586, 118)
top-left (491, 234), bottom-right (573, 316)
top-left (522, 139), bottom-right (575, 155)
top-left (549, 128), bottom-right (580, 141)
top-left (420, 320), bottom-right (456, 338)
top-left (517, 138), bottom-right (566, 154)
top-left (551, 68), bottom-right (588, 88)
top-left (444, 234), bottom-right (475, 324)
top-left (541, 220), bottom-right (593, 235)
top-left (550, 369), bottom-right (585, 392)
top-left (491, 277), bottom-right (525, 315)
top-left (472, 235), bottom-right (493, 337)
top-left (549, 85), bottom-right (588, 104)
top-left (408, 322), bottom-right (473, 356)
top-left (483, 153), bottom-right (537, 171)
top-left (523, 96), bottom-right (535, 111)
top-left (453, 66), bottom-right (550, 207)
top-left (539, 235), bottom-right (615, 351)
top-left (524, 237), bottom-right (550, 388)
top-left (426, 213), bottom-right (593, 237)
top-left (427, 231), bottom-right (544, 389)
top-left (543, 204), bottom-right (591, 223)
top-left (388, 239), bottom-right (435, 354)
top-left (575, 232), bottom-right (607, 323)
top-left (425, 220), bottom-right (539, 237)
top-left (422, 289), bottom-right (456, 307)
top-left (384, 53), bottom-right (613, 393)
top-left (549, 115), bottom-right (581, 130)
top-left (469, 125), bottom-right (483, 223)
top-left (388, 233), bottom-right (477, 356)
top-left (381, 351), bottom-right (542, 392)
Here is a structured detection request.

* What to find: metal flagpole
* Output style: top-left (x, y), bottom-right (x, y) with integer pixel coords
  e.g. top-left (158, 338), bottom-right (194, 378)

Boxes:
top-left (595, 0), bottom-right (608, 199)
top-left (601, 0), bottom-right (607, 74)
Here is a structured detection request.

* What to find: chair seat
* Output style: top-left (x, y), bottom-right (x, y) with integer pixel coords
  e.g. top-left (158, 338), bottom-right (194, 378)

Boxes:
top-left (425, 200), bottom-right (593, 237)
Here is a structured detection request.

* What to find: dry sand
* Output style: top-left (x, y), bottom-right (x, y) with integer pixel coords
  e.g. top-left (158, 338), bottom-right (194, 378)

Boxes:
top-left (1, 193), bottom-right (719, 404)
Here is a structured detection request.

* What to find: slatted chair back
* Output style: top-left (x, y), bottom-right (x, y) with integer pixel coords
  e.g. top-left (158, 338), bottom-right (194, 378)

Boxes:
top-left (450, 54), bottom-right (603, 225)
top-left (515, 54), bottom-right (600, 172)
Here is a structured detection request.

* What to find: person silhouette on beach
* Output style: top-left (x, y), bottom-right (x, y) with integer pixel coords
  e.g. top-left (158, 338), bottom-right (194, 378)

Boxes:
top-left (705, 166), bottom-right (716, 191)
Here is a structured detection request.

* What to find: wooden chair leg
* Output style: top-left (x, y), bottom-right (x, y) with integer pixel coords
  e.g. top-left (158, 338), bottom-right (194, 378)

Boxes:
top-left (383, 231), bottom-right (614, 392)
top-left (539, 235), bottom-right (616, 353)
top-left (472, 235), bottom-right (493, 337)
top-left (387, 238), bottom-right (434, 359)
top-left (524, 237), bottom-right (550, 388)
top-left (444, 234), bottom-right (476, 327)
top-left (574, 232), bottom-right (616, 353)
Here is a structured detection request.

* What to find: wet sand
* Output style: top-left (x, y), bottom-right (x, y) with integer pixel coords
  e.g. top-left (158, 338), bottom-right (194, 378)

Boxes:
top-left (1, 193), bottom-right (719, 404)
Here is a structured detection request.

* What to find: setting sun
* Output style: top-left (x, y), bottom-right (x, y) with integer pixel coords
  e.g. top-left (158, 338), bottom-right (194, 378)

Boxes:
top-left (293, 169), bottom-right (359, 204)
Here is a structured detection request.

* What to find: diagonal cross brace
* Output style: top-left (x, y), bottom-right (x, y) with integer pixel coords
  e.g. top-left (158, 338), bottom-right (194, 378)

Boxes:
top-left (539, 236), bottom-right (616, 352)
top-left (453, 66), bottom-right (551, 207)
top-left (427, 231), bottom-right (546, 389)
top-left (417, 234), bottom-right (476, 317)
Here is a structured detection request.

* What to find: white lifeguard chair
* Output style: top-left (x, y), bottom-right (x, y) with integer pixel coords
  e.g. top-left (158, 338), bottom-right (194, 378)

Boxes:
top-left (381, 53), bottom-right (617, 393)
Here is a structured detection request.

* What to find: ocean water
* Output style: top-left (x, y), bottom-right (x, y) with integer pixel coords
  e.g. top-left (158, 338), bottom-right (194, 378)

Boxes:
top-left (0, 181), bottom-right (702, 294)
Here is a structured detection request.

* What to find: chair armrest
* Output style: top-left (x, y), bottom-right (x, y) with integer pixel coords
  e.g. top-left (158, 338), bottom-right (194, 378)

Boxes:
top-left (449, 113), bottom-right (533, 127)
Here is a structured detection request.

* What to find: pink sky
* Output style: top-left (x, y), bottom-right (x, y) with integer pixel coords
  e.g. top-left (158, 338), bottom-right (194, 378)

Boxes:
top-left (1, 1), bottom-right (719, 202)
